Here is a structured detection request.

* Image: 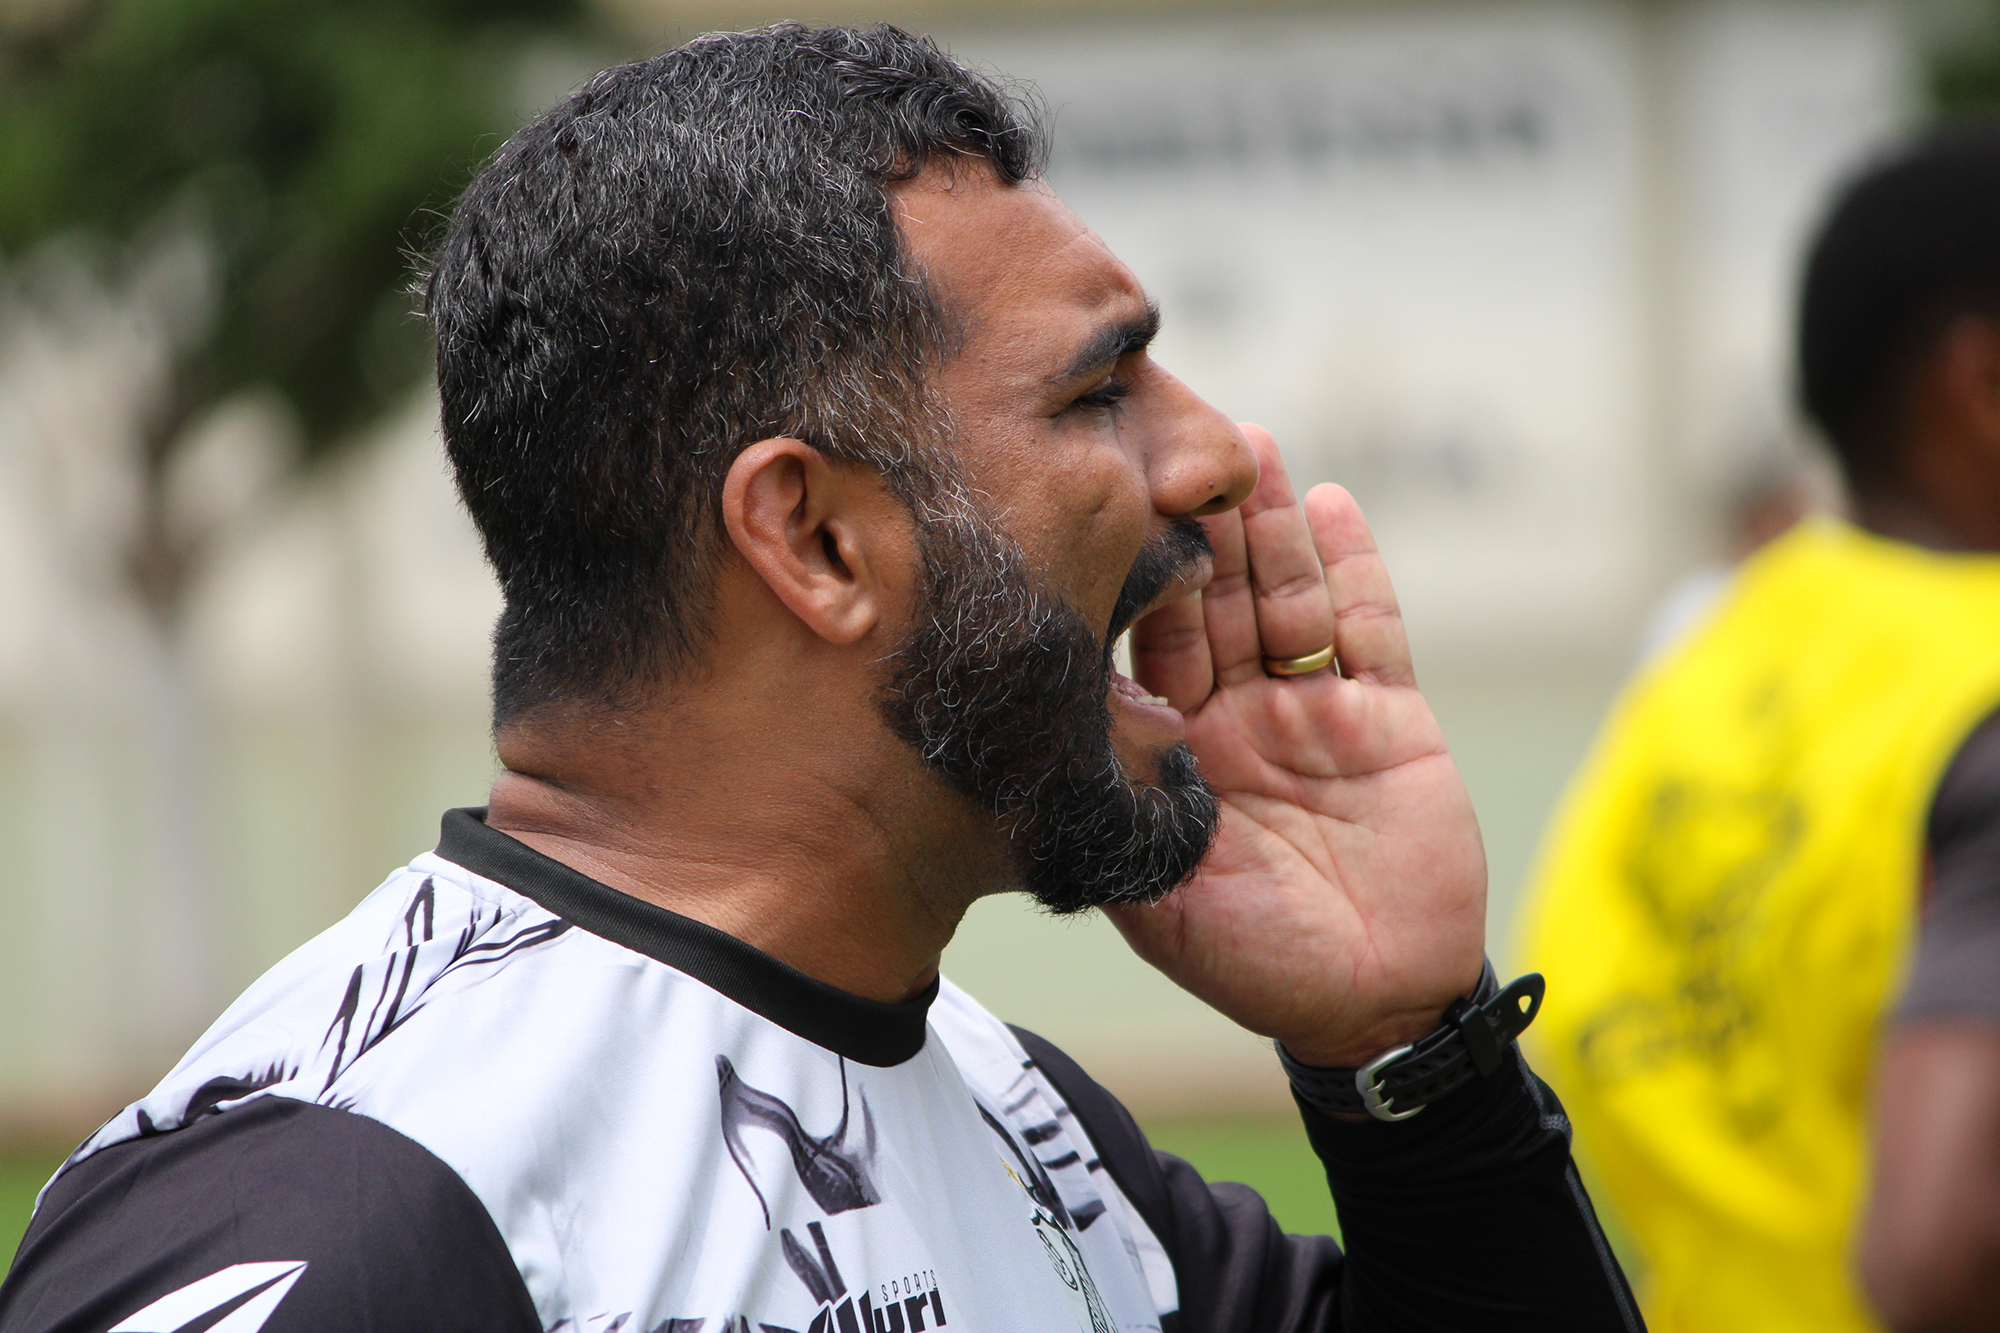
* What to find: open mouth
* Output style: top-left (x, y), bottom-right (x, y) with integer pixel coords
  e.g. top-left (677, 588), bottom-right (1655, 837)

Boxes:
top-left (1101, 629), bottom-right (1158, 699)
top-left (1095, 518), bottom-right (1213, 732)
top-left (1109, 672), bottom-right (1174, 711)
top-left (1105, 630), bottom-right (1180, 729)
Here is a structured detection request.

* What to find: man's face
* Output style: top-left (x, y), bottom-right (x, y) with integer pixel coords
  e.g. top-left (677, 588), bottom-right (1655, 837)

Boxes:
top-left (880, 167), bottom-right (1257, 910)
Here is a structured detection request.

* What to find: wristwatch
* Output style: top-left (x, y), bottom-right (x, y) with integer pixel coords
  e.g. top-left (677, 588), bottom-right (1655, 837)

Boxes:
top-left (1276, 960), bottom-right (1546, 1122)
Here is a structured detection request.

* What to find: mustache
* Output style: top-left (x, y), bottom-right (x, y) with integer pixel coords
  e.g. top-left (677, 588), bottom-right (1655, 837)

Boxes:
top-left (1105, 516), bottom-right (1212, 648)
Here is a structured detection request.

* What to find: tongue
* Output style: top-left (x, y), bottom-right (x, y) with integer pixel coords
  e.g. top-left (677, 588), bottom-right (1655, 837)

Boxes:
top-left (1109, 671), bottom-right (1161, 705)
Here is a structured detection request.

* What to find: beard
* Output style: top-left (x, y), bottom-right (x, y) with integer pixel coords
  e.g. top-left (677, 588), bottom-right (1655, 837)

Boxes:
top-left (877, 494), bottom-right (1220, 914)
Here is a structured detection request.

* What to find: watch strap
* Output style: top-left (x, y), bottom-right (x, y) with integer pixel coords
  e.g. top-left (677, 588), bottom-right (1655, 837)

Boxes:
top-left (1277, 961), bottom-right (1546, 1122)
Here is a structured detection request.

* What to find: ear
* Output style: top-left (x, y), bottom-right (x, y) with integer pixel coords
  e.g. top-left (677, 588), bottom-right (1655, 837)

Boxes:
top-left (1934, 316), bottom-right (2000, 460)
top-left (720, 438), bottom-right (910, 647)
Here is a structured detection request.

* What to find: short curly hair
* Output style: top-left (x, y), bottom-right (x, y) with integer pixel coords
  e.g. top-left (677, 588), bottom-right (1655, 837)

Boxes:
top-left (423, 24), bottom-right (1046, 725)
top-left (1799, 121), bottom-right (2000, 486)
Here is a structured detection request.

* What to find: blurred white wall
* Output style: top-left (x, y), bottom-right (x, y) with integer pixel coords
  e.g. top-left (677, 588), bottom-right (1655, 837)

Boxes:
top-left (0, 0), bottom-right (1922, 1132)
top-left (0, 350), bottom-right (498, 1134)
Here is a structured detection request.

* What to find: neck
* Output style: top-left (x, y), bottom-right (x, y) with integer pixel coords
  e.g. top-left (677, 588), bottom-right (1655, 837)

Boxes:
top-left (1851, 485), bottom-right (2000, 555)
top-left (483, 693), bottom-right (1013, 1005)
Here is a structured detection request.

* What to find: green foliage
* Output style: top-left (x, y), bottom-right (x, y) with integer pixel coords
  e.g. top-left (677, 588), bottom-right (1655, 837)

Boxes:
top-left (0, 0), bottom-right (586, 460)
top-left (1936, 7), bottom-right (2000, 121)
top-left (1141, 1115), bottom-right (1340, 1239)
top-left (0, 1149), bottom-right (63, 1266)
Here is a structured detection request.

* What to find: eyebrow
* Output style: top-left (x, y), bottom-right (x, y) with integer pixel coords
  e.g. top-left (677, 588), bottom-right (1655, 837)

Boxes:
top-left (1052, 302), bottom-right (1162, 383)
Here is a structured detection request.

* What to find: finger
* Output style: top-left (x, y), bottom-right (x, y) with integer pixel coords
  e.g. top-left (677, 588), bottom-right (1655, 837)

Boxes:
top-left (1236, 426), bottom-right (1338, 670)
top-left (1130, 590), bottom-right (1213, 712)
top-left (1304, 482), bottom-right (1414, 688)
top-left (1197, 504), bottom-right (1264, 686)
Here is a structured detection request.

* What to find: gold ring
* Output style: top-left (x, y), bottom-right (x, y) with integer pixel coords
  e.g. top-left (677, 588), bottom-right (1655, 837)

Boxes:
top-left (1263, 644), bottom-right (1336, 677)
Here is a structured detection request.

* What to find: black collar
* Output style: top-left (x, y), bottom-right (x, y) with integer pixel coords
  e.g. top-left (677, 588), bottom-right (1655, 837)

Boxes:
top-left (435, 808), bottom-right (937, 1067)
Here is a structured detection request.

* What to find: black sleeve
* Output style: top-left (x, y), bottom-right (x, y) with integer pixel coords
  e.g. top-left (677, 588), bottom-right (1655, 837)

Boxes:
top-left (0, 1096), bottom-right (538, 1333)
top-left (1015, 1026), bottom-right (1643, 1333)
top-left (1900, 706), bottom-right (2000, 1023)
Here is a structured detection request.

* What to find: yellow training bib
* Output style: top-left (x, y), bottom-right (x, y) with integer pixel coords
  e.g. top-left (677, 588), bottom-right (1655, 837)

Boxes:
top-left (1519, 519), bottom-right (2000, 1333)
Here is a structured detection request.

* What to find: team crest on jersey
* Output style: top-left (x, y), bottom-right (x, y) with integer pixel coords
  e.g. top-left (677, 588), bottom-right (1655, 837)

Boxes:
top-left (1026, 1203), bottom-right (1115, 1333)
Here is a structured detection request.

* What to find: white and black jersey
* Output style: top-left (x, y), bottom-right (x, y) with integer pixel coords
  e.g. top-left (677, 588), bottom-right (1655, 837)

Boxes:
top-left (0, 811), bottom-right (1642, 1333)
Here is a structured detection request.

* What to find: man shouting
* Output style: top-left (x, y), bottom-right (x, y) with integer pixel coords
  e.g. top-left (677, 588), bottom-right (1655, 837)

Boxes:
top-left (0, 25), bottom-right (1639, 1333)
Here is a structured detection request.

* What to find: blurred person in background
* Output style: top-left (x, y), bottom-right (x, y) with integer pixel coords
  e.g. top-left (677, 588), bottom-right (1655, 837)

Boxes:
top-left (0, 25), bottom-right (1638, 1333)
top-left (1632, 447), bottom-right (1831, 664)
top-left (1521, 124), bottom-right (2000, 1333)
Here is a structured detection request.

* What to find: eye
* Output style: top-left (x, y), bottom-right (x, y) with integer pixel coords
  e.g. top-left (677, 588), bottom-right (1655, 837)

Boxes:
top-left (1068, 375), bottom-right (1131, 415)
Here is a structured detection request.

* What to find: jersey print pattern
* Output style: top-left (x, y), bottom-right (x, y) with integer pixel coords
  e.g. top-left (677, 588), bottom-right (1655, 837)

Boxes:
top-left (108, 1262), bottom-right (307, 1333)
top-left (56, 854), bottom-right (1174, 1333)
top-left (718, 1055), bottom-right (880, 1228)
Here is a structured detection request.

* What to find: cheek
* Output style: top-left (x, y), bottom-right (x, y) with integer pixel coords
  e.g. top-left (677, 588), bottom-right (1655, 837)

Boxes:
top-left (1034, 442), bottom-right (1154, 613)
top-left (941, 401), bottom-right (1153, 612)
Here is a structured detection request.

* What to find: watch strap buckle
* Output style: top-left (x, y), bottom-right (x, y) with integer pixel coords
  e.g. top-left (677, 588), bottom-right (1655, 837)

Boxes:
top-left (1355, 1042), bottom-right (1424, 1121)
top-left (1277, 963), bottom-right (1548, 1122)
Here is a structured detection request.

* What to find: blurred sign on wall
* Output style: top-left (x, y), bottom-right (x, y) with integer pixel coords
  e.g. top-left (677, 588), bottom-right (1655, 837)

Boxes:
top-left (978, 7), bottom-right (1656, 660)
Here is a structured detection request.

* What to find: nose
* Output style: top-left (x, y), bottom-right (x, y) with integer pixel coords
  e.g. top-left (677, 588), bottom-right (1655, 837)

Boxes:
top-left (1143, 368), bottom-right (1259, 520)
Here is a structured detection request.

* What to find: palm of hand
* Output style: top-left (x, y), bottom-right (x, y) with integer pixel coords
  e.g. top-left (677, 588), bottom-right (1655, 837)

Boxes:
top-left (1111, 428), bottom-right (1487, 1067)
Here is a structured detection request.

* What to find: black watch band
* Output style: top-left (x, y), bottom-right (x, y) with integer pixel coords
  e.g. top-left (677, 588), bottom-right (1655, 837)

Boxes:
top-left (1276, 961), bottom-right (1546, 1122)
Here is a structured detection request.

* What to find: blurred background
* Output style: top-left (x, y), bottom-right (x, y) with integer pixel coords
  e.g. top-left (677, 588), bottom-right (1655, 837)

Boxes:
top-left (2, 0), bottom-right (1997, 1252)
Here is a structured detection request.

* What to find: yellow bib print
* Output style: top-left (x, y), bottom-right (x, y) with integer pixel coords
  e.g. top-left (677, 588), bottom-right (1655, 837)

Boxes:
top-left (1520, 519), bottom-right (2000, 1333)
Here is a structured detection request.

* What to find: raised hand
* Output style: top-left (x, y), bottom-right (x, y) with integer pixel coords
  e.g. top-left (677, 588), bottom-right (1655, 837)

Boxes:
top-left (1109, 426), bottom-right (1487, 1068)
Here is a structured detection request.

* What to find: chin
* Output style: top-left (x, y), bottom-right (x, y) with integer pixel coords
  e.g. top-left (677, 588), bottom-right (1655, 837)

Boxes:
top-left (1109, 732), bottom-right (1192, 788)
top-left (1101, 740), bottom-right (1198, 805)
